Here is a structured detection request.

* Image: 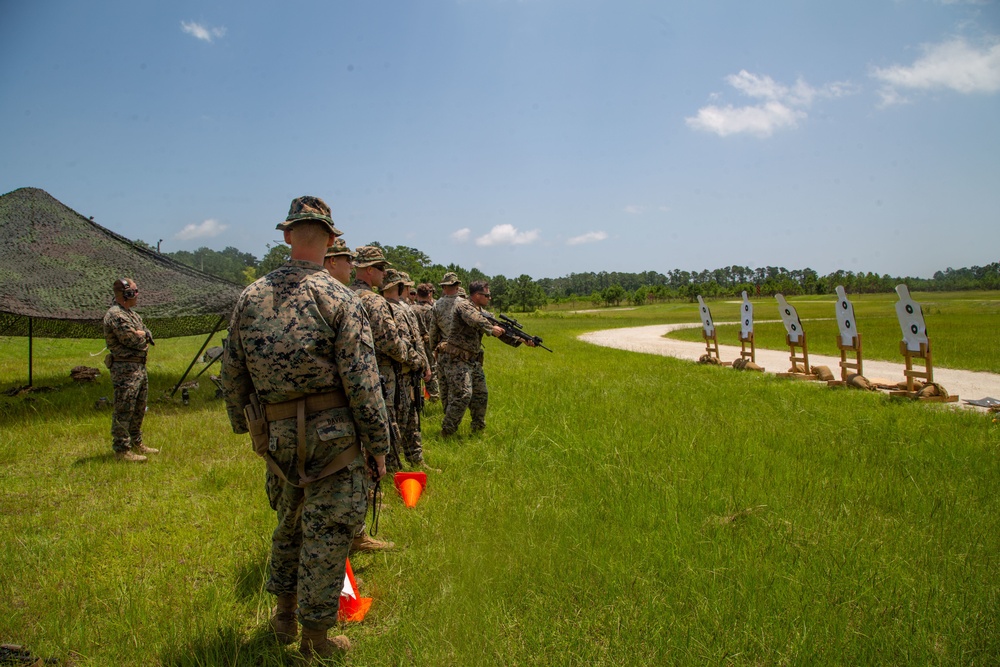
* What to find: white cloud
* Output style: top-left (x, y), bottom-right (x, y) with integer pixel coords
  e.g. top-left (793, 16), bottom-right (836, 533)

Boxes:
top-left (474, 224), bottom-right (540, 247)
top-left (567, 231), bottom-right (608, 245)
top-left (181, 21), bottom-right (227, 43)
top-left (686, 101), bottom-right (806, 138)
top-left (623, 205), bottom-right (645, 214)
top-left (687, 69), bottom-right (856, 138)
top-left (175, 218), bottom-right (228, 240)
top-left (871, 37), bottom-right (1000, 107)
top-left (451, 227), bottom-right (472, 242)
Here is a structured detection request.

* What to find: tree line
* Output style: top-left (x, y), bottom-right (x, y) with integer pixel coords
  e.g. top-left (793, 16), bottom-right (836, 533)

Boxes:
top-left (148, 240), bottom-right (1000, 311)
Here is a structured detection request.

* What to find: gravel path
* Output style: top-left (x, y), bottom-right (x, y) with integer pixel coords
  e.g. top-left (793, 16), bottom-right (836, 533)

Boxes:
top-left (579, 322), bottom-right (1000, 412)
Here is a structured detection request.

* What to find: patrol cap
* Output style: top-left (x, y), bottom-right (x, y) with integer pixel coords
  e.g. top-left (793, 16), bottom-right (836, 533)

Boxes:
top-left (439, 271), bottom-right (461, 286)
top-left (353, 245), bottom-right (391, 269)
top-left (324, 237), bottom-right (355, 260)
top-left (381, 268), bottom-right (406, 291)
top-left (276, 196), bottom-right (342, 235)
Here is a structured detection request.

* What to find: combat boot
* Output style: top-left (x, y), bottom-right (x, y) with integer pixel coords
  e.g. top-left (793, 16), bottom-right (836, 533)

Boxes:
top-left (115, 450), bottom-right (147, 463)
top-left (299, 623), bottom-right (350, 663)
top-left (269, 593), bottom-right (298, 644)
top-left (133, 444), bottom-right (159, 454)
top-left (351, 533), bottom-right (395, 553)
top-left (413, 460), bottom-right (442, 473)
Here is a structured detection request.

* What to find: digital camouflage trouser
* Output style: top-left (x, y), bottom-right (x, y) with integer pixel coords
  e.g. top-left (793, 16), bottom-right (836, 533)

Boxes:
top-left (264, 408), bottom-right (368, 627)
top-left (110, 362), bottom-right (147, 453)
top-left (440, 355), bottom-right (488, 434)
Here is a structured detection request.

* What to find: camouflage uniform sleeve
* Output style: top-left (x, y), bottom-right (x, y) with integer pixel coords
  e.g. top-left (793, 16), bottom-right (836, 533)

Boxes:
top-left (335, 298), bottom-right (390, 457)
top-left (483, 308), bottom-right (524, 348)
top-left (221, 295), bottom-right (253, 434)
top-left (371, 298), bottom-right (423, 370)
top-left (104, 307), bottom-right (148, 352)
top-left (428, 305), bottom-right (441, 350)
top-left (456, 298), bottom-right (495, 336)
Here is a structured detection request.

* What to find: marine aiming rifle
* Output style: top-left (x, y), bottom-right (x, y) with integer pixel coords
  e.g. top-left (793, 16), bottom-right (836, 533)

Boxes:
top-left (483, 313), bottom-right (553, 352)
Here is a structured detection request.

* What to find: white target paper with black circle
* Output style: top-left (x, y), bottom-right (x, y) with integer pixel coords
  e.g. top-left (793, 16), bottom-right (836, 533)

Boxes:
top-left (834, 285), bottom-right (858, 347)
top-left (740, 291), bottom-right (754, 338)
top-left (894, 284), bottom-right (928, 352)
top-left (775, 294), bottom-right (804, 343)
top-left (696, 295), bottom-right (715, 337)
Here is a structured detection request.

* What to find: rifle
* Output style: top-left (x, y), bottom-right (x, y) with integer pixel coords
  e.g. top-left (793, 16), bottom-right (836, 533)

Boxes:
top-left (483, 313), bottom-right (553, 352)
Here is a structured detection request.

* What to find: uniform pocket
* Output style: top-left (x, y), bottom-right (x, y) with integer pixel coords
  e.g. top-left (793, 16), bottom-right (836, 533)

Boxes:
top-left (315, 415), bottom-right (356, 441)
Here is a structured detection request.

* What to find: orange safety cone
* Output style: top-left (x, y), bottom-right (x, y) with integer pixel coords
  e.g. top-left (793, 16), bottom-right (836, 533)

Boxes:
top-left (394, 471), bottom-right (427, 508)
top-left (337, 557), bottom-right (372, 623)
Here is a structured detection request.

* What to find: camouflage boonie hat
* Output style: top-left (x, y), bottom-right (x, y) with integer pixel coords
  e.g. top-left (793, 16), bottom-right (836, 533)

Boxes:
top-left (439, 271), bottom-right (461, 286)
top-left (353, 245), bottom-right (391, 268)
top-left (381, 268), bottom-right (406, 291)
top-left (400, 272), bottom-right (415, 286)
top-left (276, 196), bottom-right (342, 235)
top-left (457, 287), bottom-right (467, 298)
top-left (324, 238), bottom-right (355, 260)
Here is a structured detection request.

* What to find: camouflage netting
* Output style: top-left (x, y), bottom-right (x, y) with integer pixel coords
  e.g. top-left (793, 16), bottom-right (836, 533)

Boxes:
top-left (0, 187), bottom-right (243, 339)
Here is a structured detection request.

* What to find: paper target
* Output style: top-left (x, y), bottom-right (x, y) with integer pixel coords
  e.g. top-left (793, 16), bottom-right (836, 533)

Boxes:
top-left (696, 295), bottom-right (715, 337)
top-left (834, 285), bottom-right (858, 347)
top-left (894, 284), bottom-right (927, 352)
top-left (774, 293), bottom-right (804, 343)
top-left (740, 290), bottom-right (754, 338)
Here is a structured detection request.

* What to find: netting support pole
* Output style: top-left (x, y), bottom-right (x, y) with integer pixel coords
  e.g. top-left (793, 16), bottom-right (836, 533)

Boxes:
top-left (170, 316), bottom-right (226, 398)
top-left (28, 317), bottom-right (33, 388)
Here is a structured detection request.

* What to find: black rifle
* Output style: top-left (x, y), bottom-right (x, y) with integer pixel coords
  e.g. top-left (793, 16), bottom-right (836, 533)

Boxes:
top-left (483, 313), bottom-right (553, 352)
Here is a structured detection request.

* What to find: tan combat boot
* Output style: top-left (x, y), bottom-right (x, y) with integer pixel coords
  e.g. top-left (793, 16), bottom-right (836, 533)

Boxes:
top-left (269, 593), bottom-right (298, 644)
top-left (350, 533), bottom-right (395, 553)
top-left (299, 624), bottom-right (350, 663)
top-left (133, 444), bottom-right (159, 454)
top-left (115, 450), bottom-right (147, 463)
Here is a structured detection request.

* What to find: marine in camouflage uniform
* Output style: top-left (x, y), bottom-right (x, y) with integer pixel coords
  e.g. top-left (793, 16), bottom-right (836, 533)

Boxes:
top-left (383, 270), bottom-right (431, 467)
top-left (103, 278), bottom-right (158, 462)
top-left (349, 246), bottom-right (425, 472)
top-left (440, 280), bottom-right (529, 436)
top-left (222, 196), bottom-right (389, 659)
top-left (410, 283), bottom-right (439, 401)
top-left (428, 272), bottom-right (463, 412)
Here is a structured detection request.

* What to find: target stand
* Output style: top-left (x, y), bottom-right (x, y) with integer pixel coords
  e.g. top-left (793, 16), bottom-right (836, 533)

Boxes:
top-left (828, 286), bottom-right (863, 387)
top-left (888, 284), bottom-right (958, 403)
top-left (774, 294), bottom-right (817, 380)
top-left (828, 333), bottom-right (864, 387)
top-left (736, 291), bottom-right (762, 369)
top-left (888, 340), bottom-right (958, 402)
top-left (696, 295), bottom-right (731, 365)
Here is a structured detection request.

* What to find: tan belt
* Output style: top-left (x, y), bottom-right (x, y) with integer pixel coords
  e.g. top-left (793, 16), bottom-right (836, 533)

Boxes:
top-left (264, 390), bottom-right (349, 421)
top-left (262, 390), bottom-right (359, 487)
top-left (439, 341), bottom-right (481, 363)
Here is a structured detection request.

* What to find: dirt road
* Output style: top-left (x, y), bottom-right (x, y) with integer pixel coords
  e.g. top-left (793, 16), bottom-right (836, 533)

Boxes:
top-left (579, 322), bottom-right (1000, 412)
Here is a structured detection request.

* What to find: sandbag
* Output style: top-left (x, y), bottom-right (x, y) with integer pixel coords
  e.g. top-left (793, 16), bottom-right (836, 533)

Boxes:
top-left (811, 365), bottom-right (835, 381)
top-left (846, 373), bottom-right (872, 390)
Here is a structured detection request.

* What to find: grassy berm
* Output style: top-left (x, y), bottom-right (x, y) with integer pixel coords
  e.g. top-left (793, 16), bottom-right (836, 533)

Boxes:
top-left (1, 304), bottom-right (998, 665)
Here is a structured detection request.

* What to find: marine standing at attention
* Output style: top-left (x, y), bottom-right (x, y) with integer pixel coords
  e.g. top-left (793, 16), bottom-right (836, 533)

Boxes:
top-left (103, 278), bottom-right (158, 463)
top-left (222, 196), bottom-right (389, 662)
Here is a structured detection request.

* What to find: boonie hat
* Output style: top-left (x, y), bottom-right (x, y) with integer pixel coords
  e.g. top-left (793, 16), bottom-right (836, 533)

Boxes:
top-left (381, 268), bottom-right (406, 291)
top-left (400, 272), bottom-right (415, 286)
top-left (324, 238), bottom-right (355, 260)
top-left (353, 245), bottom-right (391, 269)
top-left (439, 271), bottom-right (461, 286)
top-left (276, 196), bottom-right (342, 235)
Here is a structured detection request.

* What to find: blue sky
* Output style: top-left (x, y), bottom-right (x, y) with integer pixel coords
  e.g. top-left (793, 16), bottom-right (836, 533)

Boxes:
top-left (2, 0), bottom-right (998, 280)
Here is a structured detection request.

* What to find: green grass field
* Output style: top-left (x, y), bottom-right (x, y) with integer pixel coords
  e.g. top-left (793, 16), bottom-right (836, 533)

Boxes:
top-left (1, 293), bottom-right (999, 665)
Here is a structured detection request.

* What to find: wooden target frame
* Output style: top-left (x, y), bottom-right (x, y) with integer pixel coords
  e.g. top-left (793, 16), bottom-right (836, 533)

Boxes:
top-left (828, 285), bottom-right (863, 386)
top-left (888, 285), bottom-right (958, 402)
top-left (696, 296), bottom-right (729, 365)
top-left (737, 290), bottom-right (760, 367)
top-left (774, 294), bottom-right (817, 380)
